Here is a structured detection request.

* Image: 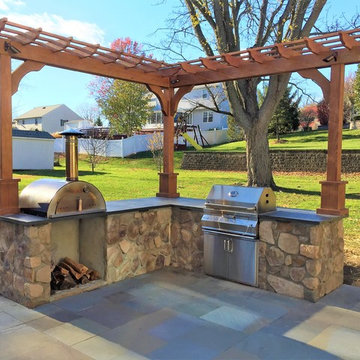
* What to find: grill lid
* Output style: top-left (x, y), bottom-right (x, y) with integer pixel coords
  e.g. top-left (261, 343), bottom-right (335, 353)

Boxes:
top-left (202, 185), bottom-right (276, 237)
top-left (19, 179), bottom-right (106, 218)
top-left (205, 185), bottom-right (276, 213)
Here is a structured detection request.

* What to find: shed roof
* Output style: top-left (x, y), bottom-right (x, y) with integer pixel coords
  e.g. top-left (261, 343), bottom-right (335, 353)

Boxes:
top-left (14, 104), bottom-right (62, 120)
top-left (12, 129), bottom-right (54, 139)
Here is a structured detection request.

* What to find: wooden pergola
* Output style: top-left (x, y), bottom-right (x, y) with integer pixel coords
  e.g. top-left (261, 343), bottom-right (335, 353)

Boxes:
top-left (0, 18), bottom-right (359, 216)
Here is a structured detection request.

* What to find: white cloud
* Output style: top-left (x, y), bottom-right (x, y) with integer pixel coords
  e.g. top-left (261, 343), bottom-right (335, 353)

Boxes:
top-left (3, 12), bottom-right (105, 44)
top-left (0, 0), bottom-right (24, 11)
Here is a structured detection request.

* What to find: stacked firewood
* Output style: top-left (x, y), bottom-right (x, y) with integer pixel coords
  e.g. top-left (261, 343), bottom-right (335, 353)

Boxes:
top-left (51, 257), bottom-right (100, 291)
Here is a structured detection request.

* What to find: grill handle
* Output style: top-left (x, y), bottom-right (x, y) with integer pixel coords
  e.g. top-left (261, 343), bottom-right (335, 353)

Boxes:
top-left (205, 203), bottom-right (256, 212)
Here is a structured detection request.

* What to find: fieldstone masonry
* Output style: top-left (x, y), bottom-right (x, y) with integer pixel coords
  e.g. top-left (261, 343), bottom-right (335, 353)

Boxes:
top-left (0, 204), bottom-right (343, 307)
top-left (106, 208), bottom-right (172, 283)
top-left (181, 150), bottom-right (360, 173)
top-left (258, 218), bottom-right (344, 302)
top-left (0, 222), bottom-right (51, 307)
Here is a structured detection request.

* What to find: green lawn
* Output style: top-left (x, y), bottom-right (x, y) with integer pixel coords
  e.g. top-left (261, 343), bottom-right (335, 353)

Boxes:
top-left (14, 152), bottom-right (360, 256)
top-left (206, 129), bottom-right (360, 152)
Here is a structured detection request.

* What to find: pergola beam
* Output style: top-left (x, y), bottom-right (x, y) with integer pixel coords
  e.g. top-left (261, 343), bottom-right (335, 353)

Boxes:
top-left (0, 39), bottom-right (170, 88)
top-left (171, 48), bottom-right (360, 87)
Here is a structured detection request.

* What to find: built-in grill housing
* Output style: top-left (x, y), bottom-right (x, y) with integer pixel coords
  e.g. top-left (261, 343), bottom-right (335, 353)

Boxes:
top-left (19, 128), bottom-right (106, 218)
top-left (201, 185), bottom-right (276, 286)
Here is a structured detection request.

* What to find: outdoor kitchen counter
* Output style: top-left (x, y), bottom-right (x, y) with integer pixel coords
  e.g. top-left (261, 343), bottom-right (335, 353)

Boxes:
top-left (0, 198), bottom-right (342, 225)
top-left (0, 197), bottom-right (205, 225)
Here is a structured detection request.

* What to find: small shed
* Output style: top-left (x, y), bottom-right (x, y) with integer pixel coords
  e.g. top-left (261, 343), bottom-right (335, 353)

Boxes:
top-left (12, 129), bottom-right (54, 170)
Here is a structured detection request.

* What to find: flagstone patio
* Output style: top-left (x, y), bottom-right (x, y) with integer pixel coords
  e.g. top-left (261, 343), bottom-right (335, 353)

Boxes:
top-left (1, 268), bottom-right (360, 360)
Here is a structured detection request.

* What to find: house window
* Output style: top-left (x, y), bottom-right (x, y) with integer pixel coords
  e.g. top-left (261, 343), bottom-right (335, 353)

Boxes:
top-left (150, 112), bottom-right (163, 125)
top-left (203, 111), bottom-right (213, 123)
top-left (202, 89), bottom-right (208, 99)
top-left (60, 119), bottom-right (68, 127)
top-left (21, 120), bottom-right (25, 124)
top-left (35, 119), bottom-right (38, 125)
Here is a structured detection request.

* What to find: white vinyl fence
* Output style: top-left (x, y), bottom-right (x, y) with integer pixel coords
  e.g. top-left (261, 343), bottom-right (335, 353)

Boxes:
top-left (54, 129), bottom-right (228, 158)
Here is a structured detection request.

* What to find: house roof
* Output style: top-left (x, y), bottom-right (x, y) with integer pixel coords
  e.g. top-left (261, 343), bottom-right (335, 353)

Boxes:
top-left (12, 129), bottom-right (54, 139)
top-left (14, 104), bottom-right (62, 120)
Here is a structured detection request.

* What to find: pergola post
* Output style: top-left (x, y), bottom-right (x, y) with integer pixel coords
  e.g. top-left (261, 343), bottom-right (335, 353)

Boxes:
top-left (0, 54), bottom-right (20, 215)
top-left (147, 85), bottom-right (193, 198)
top-left (317, 63), bottom-right (348, 216)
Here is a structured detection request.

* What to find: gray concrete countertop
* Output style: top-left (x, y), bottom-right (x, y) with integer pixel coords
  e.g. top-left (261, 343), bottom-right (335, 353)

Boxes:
top-left (0, 197), bottom-right (205, 225)
top-left (260, 207), bottom-right (342, 224)
top-left (0, 198), bottom-right (341, 226)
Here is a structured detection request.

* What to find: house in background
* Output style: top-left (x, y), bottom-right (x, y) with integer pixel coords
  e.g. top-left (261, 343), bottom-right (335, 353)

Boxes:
top-left (14, 104), bottom-right (91, 134)
top-left (12, 129), bottom-right (55, 170)
top-left (145, 84), bottom-right (229, 131)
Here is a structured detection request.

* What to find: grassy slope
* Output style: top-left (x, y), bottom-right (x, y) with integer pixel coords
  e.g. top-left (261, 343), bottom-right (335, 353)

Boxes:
top-left (15, 151), bottom-right (360, 255)
top-left (206, 129), bottom-right (360, 152)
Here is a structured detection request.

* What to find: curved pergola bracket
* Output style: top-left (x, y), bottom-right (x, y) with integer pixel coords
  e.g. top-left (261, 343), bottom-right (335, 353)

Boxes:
top-left (12, 60), bottom-right (45, 95)
top-left (297, 69), bottom-right (330, 104)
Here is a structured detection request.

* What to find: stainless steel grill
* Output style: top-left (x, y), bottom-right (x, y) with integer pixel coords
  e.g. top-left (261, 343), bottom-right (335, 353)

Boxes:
top-left (201, 185), bottom-right (276, 286)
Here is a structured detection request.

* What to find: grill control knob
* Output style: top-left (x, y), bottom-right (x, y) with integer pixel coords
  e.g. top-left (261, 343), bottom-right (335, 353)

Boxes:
top-left (228, 190), bottom-right (239, 197)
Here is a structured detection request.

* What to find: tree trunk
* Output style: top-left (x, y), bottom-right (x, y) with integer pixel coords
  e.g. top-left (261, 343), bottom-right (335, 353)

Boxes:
top-left (245, 120), bottom-right (275, 188)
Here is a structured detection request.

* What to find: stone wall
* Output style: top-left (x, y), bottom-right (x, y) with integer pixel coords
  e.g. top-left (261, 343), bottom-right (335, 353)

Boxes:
top-left (258, 219), bottom-right (343, 302)
top-left (0, 222), bottom-right (51, 307)
top-left (106, 208), bottom-right (172, 283)
top-left (171, 207), bottom-right (203, 271)
top-left (181, 150), bottom-right (360, 173)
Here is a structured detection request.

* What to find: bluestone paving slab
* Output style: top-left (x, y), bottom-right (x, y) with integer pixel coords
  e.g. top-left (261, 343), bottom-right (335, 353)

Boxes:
top-left (148, 312), bottom-right (204, 340)
top-left (54, 289), bottom-right (107, 312)
top-left (27, 315), bottom-right (63, 331)
top-left (1, 302), bottom-right (45, 323)
top-left (214, 347), bottom-right (261, 360)
top-left (317, 284), bottom-right (360, 310)
top-left (148, 339), bottom-right (221, 360)
top-left (45, 322), bottom-right (95, 345)
top-left (0, 311), bottom-right (22, 331)
top-left (0, 324), bottom-right (80, 359)
top-left (35, 303), bottom-right (63, 316)
top-left (48, 308), bottom-right (81, 323)
top-left (177, 321), bottom-right (246, 352)
top-left (70, 317), bottom-right (111, 336)
top-left (13, 340), bottom-right (93, 360)
top-left (78, 299), bottom-right (144, 329)
top-left (72, 335), bottom-right (137, 360)
top-left (309, 325), bottom-right (360, 360)
top-left (214, 291), bottom-right (289, 321)
top-left (306, 305), bottom-right (360, 331)
top-left (201, 305), bottom-right (268, 332)
top-left (103, 327), bottom-right (166, 356)
top-left (172, 295), bottom-right (221, 317)
top-left (234, 331), bottom-right (339, 360)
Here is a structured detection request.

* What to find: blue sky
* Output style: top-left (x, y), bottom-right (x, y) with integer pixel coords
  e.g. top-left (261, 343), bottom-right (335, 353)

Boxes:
top-left (1, 0), bottom-right (359, 118)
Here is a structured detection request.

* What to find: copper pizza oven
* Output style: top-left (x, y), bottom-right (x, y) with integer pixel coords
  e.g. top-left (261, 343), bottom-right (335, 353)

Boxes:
top-left (19, 128), bottom-right (106, 218)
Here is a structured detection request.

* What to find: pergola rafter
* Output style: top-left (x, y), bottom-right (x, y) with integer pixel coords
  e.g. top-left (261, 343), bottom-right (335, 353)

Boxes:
top-left (0, 18), bottom-right (358, 216)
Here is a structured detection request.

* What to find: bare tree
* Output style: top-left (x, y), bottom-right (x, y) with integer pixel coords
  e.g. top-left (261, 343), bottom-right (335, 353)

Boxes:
top-left (148, 132), bottom-right (164, 172)
top-left (80, 129), bottom-right (108, 173)
top-left (158, 0), bottom-right (331, 187)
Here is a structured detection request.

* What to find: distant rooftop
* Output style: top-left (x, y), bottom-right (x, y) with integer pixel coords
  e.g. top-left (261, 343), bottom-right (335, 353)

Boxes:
top-left (14, 105), bottom-right (62, 120)
top-left (12, 129), bottom-right (54, 140)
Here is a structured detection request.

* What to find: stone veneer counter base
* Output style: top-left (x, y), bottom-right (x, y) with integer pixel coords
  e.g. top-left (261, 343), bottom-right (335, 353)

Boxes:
top-left (0, 197), bottom-right (343, 307)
